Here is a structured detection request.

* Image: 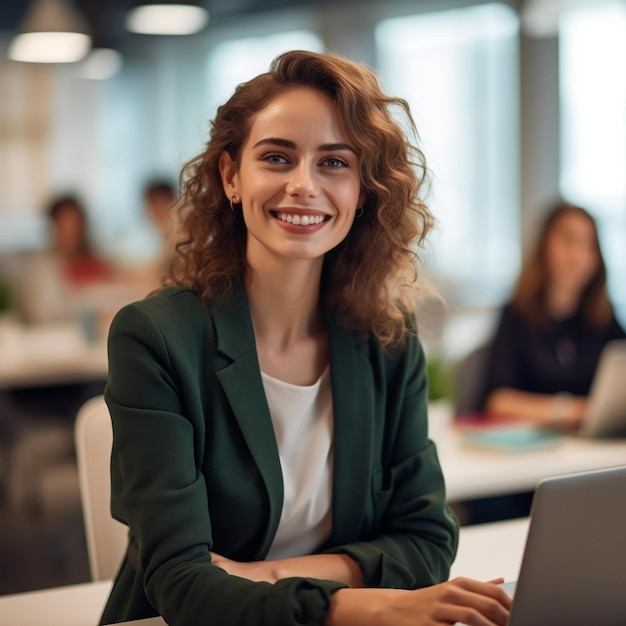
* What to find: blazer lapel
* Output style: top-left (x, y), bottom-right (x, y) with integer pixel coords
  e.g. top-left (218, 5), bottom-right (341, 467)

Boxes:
top-left (212, 292), bottom-right (284, 557)
top-left (327, 319), bottom-right (376, 545)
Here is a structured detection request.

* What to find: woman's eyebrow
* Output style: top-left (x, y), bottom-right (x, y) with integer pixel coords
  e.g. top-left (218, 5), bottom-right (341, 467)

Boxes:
top-left (319, 142), bottom-right (357, 154)
top-left (252, 137), bottom-right (357, 154)
top-left (253, 137), bottom-right (295, 150)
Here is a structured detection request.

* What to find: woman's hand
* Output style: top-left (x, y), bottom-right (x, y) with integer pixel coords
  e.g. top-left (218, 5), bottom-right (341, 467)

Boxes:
top-left (324, 577), bottom-right (512, 626)
top-left (403, 577), bottom-right (511, 626)
top-left (546, 394), bottom-right (587, 430)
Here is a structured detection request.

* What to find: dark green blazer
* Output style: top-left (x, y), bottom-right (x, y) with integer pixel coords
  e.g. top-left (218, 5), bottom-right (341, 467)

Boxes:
top-left (101, 286), bottom-right (458, 626)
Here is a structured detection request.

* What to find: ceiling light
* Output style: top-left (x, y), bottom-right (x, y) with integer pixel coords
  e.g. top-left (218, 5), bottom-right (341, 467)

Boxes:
top-left (8, 0), bottom-right (91, 63)
top-left (126, 2), bottom-right (209, 36)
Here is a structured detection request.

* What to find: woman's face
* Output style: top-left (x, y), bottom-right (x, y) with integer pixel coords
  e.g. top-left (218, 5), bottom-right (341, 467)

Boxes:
top-left (53, 203), bottom-right (86, 256)
top-left (220, 86), bottom-right (363, 267)
top-left (545, 211), bottom-right (600, 294)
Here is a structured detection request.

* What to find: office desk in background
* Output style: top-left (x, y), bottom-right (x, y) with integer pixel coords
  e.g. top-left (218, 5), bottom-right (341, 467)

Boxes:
top-left (0, 518), bottom-right (529, 626)
top-left (428, 402), bottom-right (626, 502)
top-left (0, 318), bottom-right (108, 389)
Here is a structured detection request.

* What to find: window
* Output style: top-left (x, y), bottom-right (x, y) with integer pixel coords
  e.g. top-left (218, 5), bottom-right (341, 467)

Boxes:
top-left (207, 31), bottom-right (323, 116)
top-left (376, 3), bottom-right (520, 305)
top-left (559, 1), bottom-right (626, 321)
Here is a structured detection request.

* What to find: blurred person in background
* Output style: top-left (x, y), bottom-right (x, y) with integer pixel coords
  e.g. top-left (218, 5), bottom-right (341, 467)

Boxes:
top-left (142, 179), bottom-right (180, 284)
top-left (48, 195), bottom-right (114, 285)
top-left (18, 195), bottom-right (113, 325)
top-left (482, 201), bottom-right (625, 428)
top-left (18, 194), bottom-right (139, 341)
top-left (117, 179), bottom-right (181, 295)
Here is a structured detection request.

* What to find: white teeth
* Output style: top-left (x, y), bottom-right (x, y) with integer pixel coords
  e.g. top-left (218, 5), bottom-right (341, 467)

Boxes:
top-left (277, 212), bottom-right (325, 225)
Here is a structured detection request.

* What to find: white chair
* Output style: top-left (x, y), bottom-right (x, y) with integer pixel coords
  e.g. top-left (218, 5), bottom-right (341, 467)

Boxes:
top-left (75, 395), bottom-right (127, 581)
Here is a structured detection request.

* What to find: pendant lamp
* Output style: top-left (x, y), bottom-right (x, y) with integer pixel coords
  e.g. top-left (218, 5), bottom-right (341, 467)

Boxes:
top-left (8, 0), bottom-right (91, 63)
top-left (126, 1), bottom-right (209, 36)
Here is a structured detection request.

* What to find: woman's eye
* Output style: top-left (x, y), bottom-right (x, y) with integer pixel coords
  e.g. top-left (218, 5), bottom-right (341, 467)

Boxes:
top-left (261, 153), bottom-right (288, 165)
top-left (322, 157), bottom-right (348, 168)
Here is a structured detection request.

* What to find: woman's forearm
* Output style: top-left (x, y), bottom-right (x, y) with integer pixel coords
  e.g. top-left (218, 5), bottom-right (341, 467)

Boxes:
top-left (323, 587), bottom-right (397, 626)
top-left (486, 388), bottom-right (554, 421)
top-left (210, 552), bottom-right (364, 587)
top-left (271, 553), bottom-right (364, 586)
top-left (485, 388), bottom-right (587, 426)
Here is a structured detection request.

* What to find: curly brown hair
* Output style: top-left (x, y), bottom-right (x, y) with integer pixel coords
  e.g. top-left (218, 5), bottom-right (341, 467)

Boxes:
top-left (170, 50), bottom-right (433, 348)
top-left (512, 201), bottom-right (613, 331)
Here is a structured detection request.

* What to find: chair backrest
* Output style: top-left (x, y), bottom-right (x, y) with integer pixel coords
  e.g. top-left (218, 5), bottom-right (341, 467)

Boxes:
top-left (452, 343), bottom-right (492, 416)
top-left (75, 395), bottom-right (127, 581)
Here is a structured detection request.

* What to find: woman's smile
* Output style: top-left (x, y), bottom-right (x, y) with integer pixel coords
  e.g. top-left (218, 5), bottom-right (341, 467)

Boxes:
top-left (272, 209), bottom-right (330, 229)
top-left (275, 212), bottom-right (327, 226)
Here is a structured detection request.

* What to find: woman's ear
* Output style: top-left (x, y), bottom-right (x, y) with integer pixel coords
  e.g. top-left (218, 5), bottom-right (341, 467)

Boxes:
top-left (218, 151), bottom-right (240, 200)
top-left (358, 190), bottom-right (366, 211)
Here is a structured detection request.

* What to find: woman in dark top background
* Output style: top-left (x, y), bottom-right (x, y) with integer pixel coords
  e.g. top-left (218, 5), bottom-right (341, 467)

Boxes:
top-left (483, 201), bottom-right (625, 428)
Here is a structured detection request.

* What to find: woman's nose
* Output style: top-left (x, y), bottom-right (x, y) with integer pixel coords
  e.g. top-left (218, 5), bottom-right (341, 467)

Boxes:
top-left (286, 163), bottom-right (319, 198)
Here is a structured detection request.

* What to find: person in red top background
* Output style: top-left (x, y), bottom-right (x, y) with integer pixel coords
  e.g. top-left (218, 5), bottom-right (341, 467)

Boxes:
top-left (47, 195), bottom-right (113, 286)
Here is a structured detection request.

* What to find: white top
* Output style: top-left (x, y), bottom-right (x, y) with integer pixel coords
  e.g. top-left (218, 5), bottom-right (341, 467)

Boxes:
top-left (262, 366), bottom-right (334, 560)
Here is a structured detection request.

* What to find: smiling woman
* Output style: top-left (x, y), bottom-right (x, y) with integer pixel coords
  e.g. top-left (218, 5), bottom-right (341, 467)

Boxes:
top-left (102, 50), bottom-right (511, 626)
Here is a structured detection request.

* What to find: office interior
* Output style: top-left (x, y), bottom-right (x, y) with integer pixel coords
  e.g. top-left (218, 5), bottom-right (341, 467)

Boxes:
top-left (0, 0), bottom-right (624, 599)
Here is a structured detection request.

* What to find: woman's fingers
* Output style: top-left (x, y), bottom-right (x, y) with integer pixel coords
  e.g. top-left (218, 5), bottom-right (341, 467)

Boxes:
top-left (432, 577), bottom-right (512, 625)
top-left (450, 576), bottom-right (513, 610)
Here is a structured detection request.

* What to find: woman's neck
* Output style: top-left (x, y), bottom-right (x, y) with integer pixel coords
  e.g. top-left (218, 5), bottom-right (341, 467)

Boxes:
top-left (245, 254), bottom-right (329, 385)
top-left (245, 255), bottom-right (325, 346)
top-left (547, 284), bottom-right (581, 320)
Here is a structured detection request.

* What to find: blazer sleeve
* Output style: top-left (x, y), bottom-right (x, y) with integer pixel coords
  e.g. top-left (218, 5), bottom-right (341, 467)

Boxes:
top-left (105, 300), bottom-right (346, 626)
top-left (322, 331), bottom-right (459, 589)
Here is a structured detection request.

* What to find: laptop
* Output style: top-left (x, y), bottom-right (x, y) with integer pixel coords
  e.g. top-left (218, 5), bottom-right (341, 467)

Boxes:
top-left (579, 339), bottom-right (626, 437)
top-left (459, 465), bottom-right (626, 626)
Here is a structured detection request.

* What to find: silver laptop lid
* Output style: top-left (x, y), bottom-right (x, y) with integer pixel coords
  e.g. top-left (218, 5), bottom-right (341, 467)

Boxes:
top-left (509, 465), bottom-right (626, 626)
top-left (580, 339), bottom-right (626, 438)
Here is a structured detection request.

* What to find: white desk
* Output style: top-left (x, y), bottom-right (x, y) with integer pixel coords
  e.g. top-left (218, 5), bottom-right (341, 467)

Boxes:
top-left (429, 402), bottom-right (626, 502)
top-left (0, 320), bottom-right (108, 389)
top-left (0, 518), bottom-right (528, 625)
top-left (450, 517), bottom-right (529, 582)
top-left (0, 580), bottom-right (114, 626)
top-left (0, 579), bottom-right (166, 626)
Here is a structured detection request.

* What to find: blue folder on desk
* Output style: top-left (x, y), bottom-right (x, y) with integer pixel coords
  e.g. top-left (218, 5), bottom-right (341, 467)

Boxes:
top-left (460, 425), bottom-right (562, 452)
